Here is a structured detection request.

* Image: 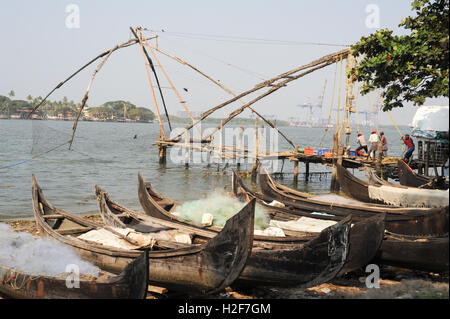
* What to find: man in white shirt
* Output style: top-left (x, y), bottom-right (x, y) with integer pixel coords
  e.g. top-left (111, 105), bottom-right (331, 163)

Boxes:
top-left (368, 130), bottom-right (379, 159)
top-left (356, 131), bottom-right (368, 156)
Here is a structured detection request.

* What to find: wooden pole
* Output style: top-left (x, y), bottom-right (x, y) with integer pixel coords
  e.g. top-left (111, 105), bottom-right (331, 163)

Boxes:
top-left (170, 49), bottom-right (350, 142)
top-left (377, 138), bottom-right (383, 178)
top-left (131, 27), bottom-right (172, 131)
top-left (150, 45), bottom-right (295, 147)
top-left (431, 143), bottom-right (439, 177)
top-left (293, 146), bottom-right (299, 185)
top-left (158, 129), bottom-right (166, 166)
top-left (330, 133), bottom-right (340, 193)
top-left (418, 140), bottom-right (424, 174)
top-left (237, 126), bottom-right (244, 171)
top-left (184, 128), bottom-right (189, 169)
top-left (28, 36), bottom-right (156, 117)
top-left (305, 161), bottom-right (310, 182)
top-left (251, 118), bottom-right (259, 183)
top-left (425, 141), bottom-right (430, 176)
top-left (217, 120), bottom-right (223, 172)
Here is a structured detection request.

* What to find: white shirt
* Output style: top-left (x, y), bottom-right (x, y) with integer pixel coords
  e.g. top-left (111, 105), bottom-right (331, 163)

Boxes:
top-left (369, 133), bottom-right (379, 143)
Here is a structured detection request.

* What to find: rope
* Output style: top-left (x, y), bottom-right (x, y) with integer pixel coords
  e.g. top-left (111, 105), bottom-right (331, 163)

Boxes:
top-left (379, 93), bottom-right (405, 156)
top-left (336, 56), bottom-right (344, 142)
top-left (0, 140), bottom-right (70, 170)
top-left (318, 61), bottom-right (338, 148)
top-left (366, 93), bottom-right (379, 133)
top-left (354, 82), bottom-right (361, 132)
top-left (141, 29), bottom-right (350, 47)
top-left (137, 33), bottom-right (166, 139)
top-left (144, 39), bottom-right (205, 139)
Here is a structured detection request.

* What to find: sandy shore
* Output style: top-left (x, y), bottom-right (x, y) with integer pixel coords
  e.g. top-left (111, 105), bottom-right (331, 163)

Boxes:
top-left (2, 217), bottom-right (448, 299)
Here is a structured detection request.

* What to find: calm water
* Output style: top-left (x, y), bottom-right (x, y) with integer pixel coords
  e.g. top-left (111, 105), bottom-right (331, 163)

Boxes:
top-left (0, 119), bottom-right (410, 221)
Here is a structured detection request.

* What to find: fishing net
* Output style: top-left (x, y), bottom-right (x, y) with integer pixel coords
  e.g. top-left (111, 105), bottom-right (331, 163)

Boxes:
top-left (0, 223), bottom-right (100, 277)
top-left (172, 191), bottom-right (270, 230)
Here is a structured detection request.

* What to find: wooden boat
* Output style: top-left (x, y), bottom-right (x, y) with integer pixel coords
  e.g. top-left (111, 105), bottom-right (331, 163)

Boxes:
top-left (258, 167), bottom-right (449, 236)
top-left (100, 183), bottom-right (383, 276)
top-left (232, 171), bottom-right (449, 273)
top-left (398, 160), bottom-right (449, 190)
top-left (136, 173), bottom-right (387, 283)
top-left (0, 250), bottom-right (149, 299)
top-left (31, 174), bottom-right (254, 295)
top-left (374, 233), bottom-right (449, 273)
top-left (365, 168), bottom-right (408, 188)
top-left (336, 163), bottom-right (449, 208)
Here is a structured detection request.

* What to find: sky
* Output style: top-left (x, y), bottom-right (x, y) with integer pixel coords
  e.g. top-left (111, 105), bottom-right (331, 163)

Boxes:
top-left (0, 0), bottom-right (448, 126)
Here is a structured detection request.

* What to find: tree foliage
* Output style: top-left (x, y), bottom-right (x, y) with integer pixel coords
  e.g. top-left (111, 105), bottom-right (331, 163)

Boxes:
top-left (350, 0), bottom-right (449, 111)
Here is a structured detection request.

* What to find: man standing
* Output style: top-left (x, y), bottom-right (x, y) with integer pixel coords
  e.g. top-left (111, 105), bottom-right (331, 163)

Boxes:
top-left (356, 131), bottom-right (368, 156)
top-left (380, 131), bottom-right (388, 157)
top-left (368, 130), bottom-right (379, 159)
top-left (401, 134), bottom-right (415, 162)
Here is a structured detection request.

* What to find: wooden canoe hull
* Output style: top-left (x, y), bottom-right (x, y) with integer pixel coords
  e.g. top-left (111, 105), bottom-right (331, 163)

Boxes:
top-left (397, 159), bottom-right (450, 190)
top-left (375, 234), bottom-right (449, 273)
top-left (237, 217), bottom-right (351, 287)
top-left (137, 173), bottom-right (358, 287)
top-left (31, 175), bottom-right (254, 295)
top-left (235, 172), bottom-right (450, 274)
top-left (0, 250), bottom-right (149, 299)
top-left (258, 169), bottom-right (449, 236)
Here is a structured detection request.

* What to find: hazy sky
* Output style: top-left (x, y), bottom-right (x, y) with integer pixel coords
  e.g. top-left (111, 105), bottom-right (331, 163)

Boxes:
top-left (0, 0), bottom-right (448, 125)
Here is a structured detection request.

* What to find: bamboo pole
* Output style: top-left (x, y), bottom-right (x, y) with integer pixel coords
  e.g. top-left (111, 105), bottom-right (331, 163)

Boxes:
top-left (28, 36), bottom-right (156, 117)
top-left (143, 38), bottom-right (205, 139)
top-left (217, 120), bottom-right (223, 171)
top-left (293, 145), bottom-right (299, 185)
top-left (201, 59), bottom-right (340, 142)
top-left (131, 27), bottom-right (172, 131)
top-left (170, 49), bottom-right (350, 141)
top-left (185, 128), bottom-right (189, 168)
top-left (237, 126), bottom-right (244, 170)
top-left (251, 118), bottom-right (259, 183)
top-left (151, 45), bottom-right (296, 148)
top-left (68, 46), bottom-right (115, 150)
top-left (330, 133), bottom-right (340, 192)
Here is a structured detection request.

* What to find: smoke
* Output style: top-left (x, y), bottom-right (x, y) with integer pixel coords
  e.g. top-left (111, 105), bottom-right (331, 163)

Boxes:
top-left (172, 191), bottom-right (270, 230)
top-left (0, 223), bottom-right (100, 277)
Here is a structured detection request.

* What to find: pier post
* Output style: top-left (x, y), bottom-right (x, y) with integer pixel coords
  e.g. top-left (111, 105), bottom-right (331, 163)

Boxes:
top-left (251, 118), bottom-right (259, 183)
top-left (376, 138), bottom-right (383, 178)
top-left (293, 146), bottom-right (299, 185)
top-left (425, 141), bottom-right (430, 176)
top-left (217, 120), bottom-right (223, 172)
top-left (184, 128), bottom-right (189, 169)
top-left (237, 126), bottom-right (244, 171)
top-left (158, 130), bottom-right (167, 167)
top-left (330, 133), bottom-right (340, 193)
top-left (305, 161), bottom-right (310, 182)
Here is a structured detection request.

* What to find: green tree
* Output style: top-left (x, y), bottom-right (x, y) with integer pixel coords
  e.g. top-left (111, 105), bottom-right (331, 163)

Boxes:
top-left (350, 0), bottom-right (449, 111)
top-left (8, 90), bottom-right (15, 98)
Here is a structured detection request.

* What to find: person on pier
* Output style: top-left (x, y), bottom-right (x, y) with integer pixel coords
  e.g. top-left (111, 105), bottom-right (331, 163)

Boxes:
top-left (368, 130), bottom-right (379, 160)
top-left (380, 131), bottom-right (388, 157)
top-left (401, 134), bottom-right (415, 163)
top-left (355, 131), bottom-right (368, 157)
